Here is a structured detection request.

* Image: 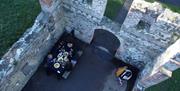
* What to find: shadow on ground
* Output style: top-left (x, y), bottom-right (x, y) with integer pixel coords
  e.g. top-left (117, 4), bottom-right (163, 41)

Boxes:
top-left (22, 33), bottom-right (139, 91)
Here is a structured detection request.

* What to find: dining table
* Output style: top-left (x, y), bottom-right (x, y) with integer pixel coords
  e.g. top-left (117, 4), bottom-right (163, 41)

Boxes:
top-left (46, 42), bottom-right (75, 78)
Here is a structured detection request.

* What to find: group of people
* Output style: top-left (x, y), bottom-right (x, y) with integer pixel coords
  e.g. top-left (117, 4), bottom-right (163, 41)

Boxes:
top-left (45, 39), bottom-right (133, 81)
top-left (45, 41), bottom-right (76, 77)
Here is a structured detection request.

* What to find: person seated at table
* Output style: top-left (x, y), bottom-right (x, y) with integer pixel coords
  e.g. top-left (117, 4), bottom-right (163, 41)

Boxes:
top-left (65, 42), bottom-right (73, 52)
top-left (46, 54), bottom-right (55, 74)
top-left (64, 61), bottom-right (73, 71)
top-left (68, 49), bottom-right (74, 57)
top-left (67, 43), bottom-right (74, 58)
top-left (47, 54), bottom-right (54, 64)
top-left (58, 41), bottom-right (65, 49)
top-left (53, 41), bottom-right (64, 55)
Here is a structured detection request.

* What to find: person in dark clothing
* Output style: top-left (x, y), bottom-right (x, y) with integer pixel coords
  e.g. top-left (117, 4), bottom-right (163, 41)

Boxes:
top-left (65, 61), bottom-right (73, 71)
top-left (46, 54), bottom-right (54, 75)
top-left (65, 43), bottom-right (73, 52)
top-left (47, 54), bottom-right (53, 64)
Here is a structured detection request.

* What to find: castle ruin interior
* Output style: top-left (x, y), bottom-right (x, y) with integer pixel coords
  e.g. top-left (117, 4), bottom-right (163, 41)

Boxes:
top-left (0, 0), bottom-right (180, 91)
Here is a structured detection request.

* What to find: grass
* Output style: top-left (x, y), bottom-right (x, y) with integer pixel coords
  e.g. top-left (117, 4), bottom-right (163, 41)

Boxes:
top-left (0, 0), bottom-right (40, 58)
top-left (146, 69), bottom-right (180, 91)
top-left (104, 0), bottom-right (125, 19)
top-left (145, 0), bottom-right (180, 13)
top-left (161, 3), bottom-right (180, 13)
top-left (145, 1), bottom-right (180, 91)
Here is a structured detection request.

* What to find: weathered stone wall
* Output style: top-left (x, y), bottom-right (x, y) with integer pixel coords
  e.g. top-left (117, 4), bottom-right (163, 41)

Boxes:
top-left (0, 0), bottom-right (108, 91)
top-left (139, 39), bottom-right (180, 89)
top-left (113, 0), bottom-right (180, 90)
top-left (0, 0), bottom-right (179, 91)
top-left (61, 0), bottom-right (107, 43)
top-left (0, 0), bottom-right (67, 90)
top-left (96, 0), bottom-right (180, 90)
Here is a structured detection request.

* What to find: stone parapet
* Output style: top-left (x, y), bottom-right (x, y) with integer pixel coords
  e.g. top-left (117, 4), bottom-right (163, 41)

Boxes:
top-left (118, 0), bottom-right (180, 90)
top-left (0, 10), bottom-right (66, 91)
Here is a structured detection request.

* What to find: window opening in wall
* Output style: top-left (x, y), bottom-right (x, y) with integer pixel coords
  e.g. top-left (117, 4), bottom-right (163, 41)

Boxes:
top-left (136, 20), bottom-right (151, 30)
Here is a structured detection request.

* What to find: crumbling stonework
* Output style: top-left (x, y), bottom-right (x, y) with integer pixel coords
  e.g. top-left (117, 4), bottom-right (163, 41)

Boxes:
top-left (0, 1), bottom-right (67, 90)
top-left (0, 0), bottom-right (179, 91)
top-left (95, 0), bottom-right (180, 90)
top-left (60, 0), bottom-right (107, 43)
top-left (0, 0), bottom-right (107, 91)
top-left (114, 0), bottom-right (180, 90)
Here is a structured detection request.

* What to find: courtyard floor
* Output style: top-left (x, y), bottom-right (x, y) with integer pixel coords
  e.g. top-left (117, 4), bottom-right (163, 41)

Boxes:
top-left (22, 33), bottom-right (138, 91)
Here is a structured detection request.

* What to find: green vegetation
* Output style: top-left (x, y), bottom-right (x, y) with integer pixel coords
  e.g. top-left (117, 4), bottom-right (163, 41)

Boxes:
top-left (105, 0), bottom-right (125, 19)
top-left (146, 69), bottom-right (180, 91)
top-left (145, 0), bottom-right (180, 13)
top-left (161, 3), bottom-right (180, 13)
top-left (0, 0), bottom-right (40, 57)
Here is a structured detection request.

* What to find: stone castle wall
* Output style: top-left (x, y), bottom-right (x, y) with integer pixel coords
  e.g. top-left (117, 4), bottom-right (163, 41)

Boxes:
top-left (116, 1), bottom-right (180, 69)
top-left (0, 0), bottom-right (67, 90)
top-left (93, 0), bottom-right (180, 90)
top-left (114, 0), bottom-right (180, 90)
top-left (0, 0), bottom-right (179, 91)
top-left (61, 0), bottom-right (107, 43)
top-left (0, 0), bottom-right (108, 91)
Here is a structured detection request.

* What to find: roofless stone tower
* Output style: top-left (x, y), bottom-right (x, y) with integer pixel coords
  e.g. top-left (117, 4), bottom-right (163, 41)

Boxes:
top-left (39, 0), bottom-right (107, 43)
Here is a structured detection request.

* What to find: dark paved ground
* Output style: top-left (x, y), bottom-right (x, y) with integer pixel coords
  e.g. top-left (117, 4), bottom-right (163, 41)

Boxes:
top-left (22, 32), bottom-right (139, 91)
top-left (22, 34), bottom-right (115, 91)
top-left (23, 45), bottom-right (114, 91)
